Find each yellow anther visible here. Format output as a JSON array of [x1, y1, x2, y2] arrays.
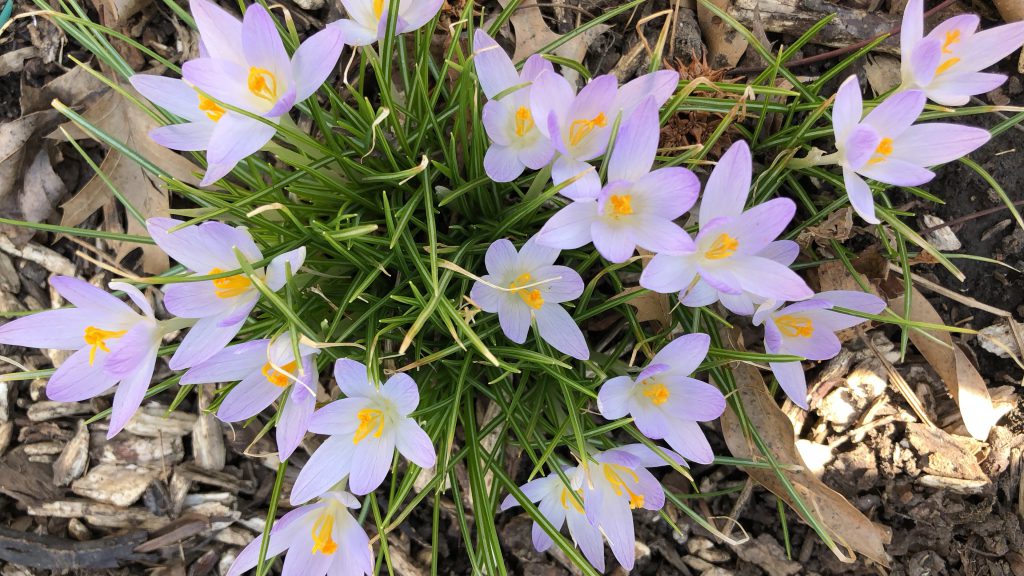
[[568, 112, 607, 147], [608, 194, 633, 217], [83, 326, 128, 366], [508, 273, 544, 310], [867, 137, 894, 165], [247, 67, 278, 102], [208, 267, 252, 299], [935, 57, 961, 76], [560, 487, 584, 513], [603, 464, 644, 509], [775, 314, 814, 338], [514, 106, 535, 137], [261, 360, 298, 387], [310, 511, 338, 555], [641, 380, 670, 406], [704, 233, 738, 260], [353, 408, 385, 444], [942, 29, 961, 54], [197, 94, 225, 122], [373, 0, 384, 19]]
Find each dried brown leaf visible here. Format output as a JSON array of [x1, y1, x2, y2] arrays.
[[721, 362, 891, 566], [891, 287, 997, 440], [696, 0, 749, 69], [0, 110, 63, 244], [495, 0, 609, 84]]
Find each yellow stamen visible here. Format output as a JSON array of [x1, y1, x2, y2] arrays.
[[353, 408, 385, 444], [261, 360, 298, 387], [942, 29, 961, 54], [608, 194, 633, 217], [208, 267, 253, 299], [197, 94, 225, 122], [568, 112, 607, 147], [310, 511, 338, 555], [640, 380, 670, 406], [247, 67, 278, 102], [514, 106, 534, 137], [560, 487, 584, 513], [83, 326, 128, 366], [603, 464, 644, 509], [704, 233, 738, 260], [508, 272, 544, 310], [373, 0, 384, 19], [867, 137, 894, 165], [935, 57, 961, 76], [775, 314, 814, 338]]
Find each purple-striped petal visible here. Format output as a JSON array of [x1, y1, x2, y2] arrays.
[[565, 508, 605, 572], [277, 381, 315, 460], [633, 167, 700, 218], [469, 280, 501, 313], [607, 97, 657, 182], [517, 236, 560, 270], [529, 70, 574, 140], [699, 140, 751, 226], [955, 20, 1024, 71], [661, 376, 724, 421], [168, 305, 250, 370], [107, 346, 158, 438], [630, 217, 693, 255], [484, 143, 526, 182], [729, 256, 813, 302], [130, 74, 207, 123], [162, 280, 225, 318], [45, 347, 115, 402], [663, 418, 714, 464], [857, 157, 935, 186], [534, 304, 588, 360], [484, 238, 517, 279], [908, 37, 941, 87], [679, 277, 718, 307], [228, 506, 314, 576], [103, 322, 159, 378], [205, 113, 276, 176], [181, 58, 252, 110], [843, 124, 882, 170], [150, 122, 215, 151], [398, 0, 441, 31], [759, 240, 800, 266], [290, 435, 354, 504], [242, 5, 291, 77], [382, 373, 418, 415], [591, 220, 635, 263], [348, 430, 396, 495], [216, 370, 282, 422], [900, 0, 924, 55], [533, 265, 584, 304], [927, 71, 1007, 106], [551, 155, 600, 200], [615, 69, 678, 113], [50, 276, 131, 316], [721, 197, 796, 257], [333, 18, 377, 47], [650, 332, 709, 376], [0, 309, 92, 350], [307, 398, 367, 435], [497, 297, 531, 344]]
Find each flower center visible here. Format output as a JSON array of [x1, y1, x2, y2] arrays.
[[608, 194, 633, 217], [508, 272, 544, 310], [261, 360, 298, 387], [867, 137, 894, 165], [373, 0, 384, 19], [704, 233, 738, 260], [514, 106, 534, 138], [247, 67, 279, 102], [197, 93, 225, 122], [640, 379, 670, 406], [775, 314, 814, 338], [310, 510, 338, 555], [353, 408, 385, 444], [560, 487, 584, 513], [83, 326, 128, 366], [208, 267, 253, 299], [568, 112, 607, 147], [602, 463, 644, 509]]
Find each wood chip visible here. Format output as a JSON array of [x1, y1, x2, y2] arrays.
[[0, 525, 148, 570], [0, 236, 75, 277], [27, 401, 93, 422], [192, 389, 225, 471], [123, 404, 196, 437], [96, 431, 185, 467], [71, 464, 159, 507], [53, 421, 90, 487]]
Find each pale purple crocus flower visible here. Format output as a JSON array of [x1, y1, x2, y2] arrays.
[[640, 141, 814, 307], [147, 217, 306, 370], [678, 240, 801, 316], [331, 0, 442, 46], [469, 237, 588, 360], [290, 360, 436, 503], [180, 332, 319, 460], [579, 444, 681, 571], [227, 488, 372, 576], [899, 0, 1024, 106], [830, 75, 990, 224], [753, 290, 886, 409], [530, 69, 679, 200], [597, 333, 725, 464], [500, 466, 605, 571], [171, 0, 344, 186], [473, 29, 556, 182], [535, 97, 699, 263], [0, 277, 163, 438]]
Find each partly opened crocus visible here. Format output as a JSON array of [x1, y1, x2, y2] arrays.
[[899, 0, 1024, 106], [0, 277, 162, 438], [332, 0, 442, 46], [147, 217, 305, 369], [180, 332, 319, 460], [829, 75, 990, 224], [753, 290, 886, 409], [530, 69, 678, 199], [474, 30, 555, 182], [227, 488, 372, 576], [641, 141, 814, 307], [500, 467, 605, 571], [171, 0, 344, 185], [597, 333, 724, 464], [470, 237, 588, 360], [535, 97, 699, 263], [291, 360, 436, 503]]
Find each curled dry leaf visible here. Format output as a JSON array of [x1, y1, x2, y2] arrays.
[[0, 110, 63, 244], [890, 287, 998, 441], [721, 361, 891, 566]]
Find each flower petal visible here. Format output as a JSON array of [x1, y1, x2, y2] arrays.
[[729, 256, 814, 302], [181, 58, 252, 110], [103, 322, 159, 378], [308, 398, 366, 435], [45, 347, 115, 402], [228, 506, 314, 576], [334, 359, 376, 399], [607, 97, 657, 182], [591, 220, 635, 263], [663, 419, 714, 464], [483, 143, 526, 182], [130, 74, 207, 122], [832, 75, 863, 142], [857, 157, 935, 186], [565, 508, 605, 572], [535, 200, 599, 250], [518, 136, 556, 170], [926, 72, 1007, 106], [770, 361, 809, 409], [517, 236, 560, 270], [680, 277, 719, 307], [699, 140, 750, 227], [533, 265, 584, 304], [484, 238, 518, 279], [168, 304, 251, 369], [277, 380, 315, 460], [469, 280, 502, 313], [472, 29, 518, 99], [633, 167, 700, 219], [290, 435, 354, 504], [597, 375, 635, 420], [396, 0, 441, 32], [564, 74, 618, 158], [180, 339, 268, 384], [650, 332, 710, 376], [216, 371, 282, 422], [614, 69, 678, 113], [162, 280, 225, 318], [723, 197, 796, 257], [242, 4, 291, 79], [534, 304, 589, 360], [629, 216, 694, 256], [529, 70, 574, 140], [843, 124, 882, 170], [332, 18, 377, 47], [907, 37, 941, 87], [0, 309, 92, 350], [956, 20, 1024, 71], [395, 417, 436, 468], [189, 0, 244, 63], [149, 122, 215, 152], [291, 26, 344, 101], [551, 155, 600, 200], [900, 0, 924, 57], [266, 247, 307, 291], [639, 252, 697, 294], [758, 240, 799, 266], [348, 430, 396, 495], [891, 122, 991, 166], [50, 275, 131, 316], [382, 373, 419, 415], [862, 89, 925, 138], [497, 297, 531, 344], [842, 166, 879, 224], [204, 113, 276, 185], [661, 376, 724, 422], [107, 346, 158, 437]]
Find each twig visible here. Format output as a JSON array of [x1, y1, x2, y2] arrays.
[[917, 199, 1024, 235]]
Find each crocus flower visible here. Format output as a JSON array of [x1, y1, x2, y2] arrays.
[[535, 97, 699, 263], [147, 217, 305, 369], [753, 290, 886, 409], [291, 360, 436, 503], [180, 332, 319, 460], [170, 0, 344, 186], [0, 277, 162, 438], [473, 30, 556, 182], [678, 240, 801, 316], [469, 237, 588, 360], [579, 444, 681, 571], [830, 75, 990, 224], [640, 141, 814, 306], [227, 488, 372, 576], [332, 0, 442, 46], [500, 467, 605, 571], [597, 333, 725, 464], [899, 0, 1024, 106], [530, 69, 679, 200]]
